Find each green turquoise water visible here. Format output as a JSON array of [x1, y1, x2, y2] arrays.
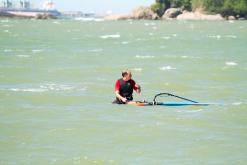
[[0, 19, 247, 164]]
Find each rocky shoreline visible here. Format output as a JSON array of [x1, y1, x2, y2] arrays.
[[104, 6, 244, 21]]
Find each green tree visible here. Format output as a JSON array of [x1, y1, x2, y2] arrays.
[[182, 0, 192, 10], [191, 0, 224, 13], [232, 0, 247, 17], [156, 0, 171, 8], [191, 0, 204, 11], [151, 2, 166, 17], [221, 0, 234, 16], [203, 0, 224, 13], [190, 0, 247, 16], [170, 0, 192, 10]]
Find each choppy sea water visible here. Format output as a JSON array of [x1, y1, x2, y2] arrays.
[[0, 18, 247, 164]]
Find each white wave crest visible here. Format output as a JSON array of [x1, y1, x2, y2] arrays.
[[10, 88, 47, 92], [208, 35, 221, 39], [225, 35, 237, 39], [75, 17, 103, 22], [186, 109, 204, 113], [4, 49, 12, 52], [135, 55, 154, 59], [121, 41, 129, 45], [88, 49, 103, 52], [7, 83, 87, 93], [100, 34, 120, 39], [32, 49, 43, 53], [232, 102, 242, 105], [132, 68, 143, 72], [40, 84, 74, 91], [159, 66, 176, 70], [161, 36, 171, 40], [225, 61, 238, 66], [53, 21, 61, 24], [16, 55, 30, 58], [1, 20, 9, 23], [144, 22, 156, 26]]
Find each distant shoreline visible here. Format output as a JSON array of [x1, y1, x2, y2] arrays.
[[1, 6, 246, 21]]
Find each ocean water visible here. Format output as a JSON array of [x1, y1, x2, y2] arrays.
[[0, 18, 247, 164]]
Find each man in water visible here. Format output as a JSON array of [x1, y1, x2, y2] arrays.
[[113, 69, 141, 104]]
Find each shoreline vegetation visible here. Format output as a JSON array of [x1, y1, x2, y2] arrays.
[[105, 0, 247, 21]]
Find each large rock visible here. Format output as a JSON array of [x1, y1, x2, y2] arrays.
[[227, 16, 236, 20], [162, 8, 182, 19], [130, 6, 158, 20], [177, 11, 224, 20]]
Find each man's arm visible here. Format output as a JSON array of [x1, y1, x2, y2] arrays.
[[115, 90, 127, 103], [131, 80, 141, 94], [135, 84, 141, 94], [115, 80, 127, 102]]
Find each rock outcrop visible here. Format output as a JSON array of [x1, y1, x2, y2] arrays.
[[162, 8, 182, 19], [176, 11, 224, 20], [104, 6, 159, 21]]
